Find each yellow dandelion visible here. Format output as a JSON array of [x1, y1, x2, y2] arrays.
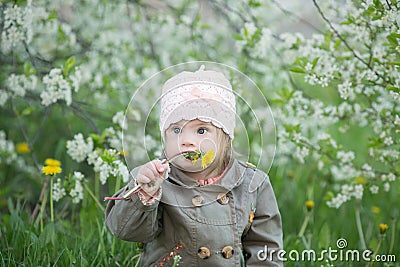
[[42, 165, 62, 176], [355, 176, 366, 185], [16, 142, 30, 154], [379, 223, 388, 234], [201, 149, 215, 169], [305, 200, 315, 211], [371, 206, 380, 215], [119, 150, 127, 156], [191, 153, 200, 165], [44, 158, 61, 167]]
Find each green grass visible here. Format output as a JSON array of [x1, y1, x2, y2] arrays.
[[1, 162, 398, 267], [0, 200, 141, 267]]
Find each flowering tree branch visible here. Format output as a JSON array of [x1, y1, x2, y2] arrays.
[[311, 0, 389, 84]]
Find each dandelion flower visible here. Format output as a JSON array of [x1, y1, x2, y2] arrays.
[[42, 158, 62, 175], [201, 149, 214, 169], [182, 149, 215, 169], [45, 158, 61, 167], [371, 206, 380, 214], [305, 200, 315, 211], [42, 165, 62, 175], [16, 142, 30, 154], [355, 176, 366, 185], [192, 153, 200, 164], [379, 223, 388, 234]]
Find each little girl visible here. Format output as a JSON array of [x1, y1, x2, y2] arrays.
[[105, 66, 283, 266]]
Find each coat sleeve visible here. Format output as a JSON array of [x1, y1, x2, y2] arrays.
[[242, 175, 283, 267], [105, 167, 163, 243]]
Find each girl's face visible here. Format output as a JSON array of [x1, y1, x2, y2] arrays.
[[164, 119, 218, 174]]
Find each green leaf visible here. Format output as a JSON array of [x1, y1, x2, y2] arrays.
[[318, 223, 331, 249], [233, 33, 244, 41], [312, 57, 320, 68], [385, 85, 399, 92], [334, 39, 342, 49], [24, 62, 32, 76], [387, 33, 399, 47], [324, 191, 334, 202], [387, 61, 400, 66], [21, 107, 33, 116], [90, 133, 104, 146], [373, 0, 383, 10], [248, 0, 262, 7], [289, 66, 306, 73], [63, 56, 76, 76]]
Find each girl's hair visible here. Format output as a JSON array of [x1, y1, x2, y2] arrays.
[[214, 127, 233, 175]]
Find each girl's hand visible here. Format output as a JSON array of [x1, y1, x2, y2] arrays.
[[136, 159, 168, 196]]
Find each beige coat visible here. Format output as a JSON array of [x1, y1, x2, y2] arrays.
[[105, 160, 283, 266]]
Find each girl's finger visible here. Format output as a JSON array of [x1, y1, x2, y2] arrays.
[[152, 159, 168, 174], [136, 174, 151, 184]]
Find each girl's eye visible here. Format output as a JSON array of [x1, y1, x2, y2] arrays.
[[197, 128, 207, 134], [173, 127, 181, 134]]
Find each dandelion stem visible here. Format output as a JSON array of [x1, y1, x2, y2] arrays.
[[355, 202, 367, 250], [297, 212, 311, 239], [31, 176, 49, 223], [389, 218, 395, 254], [84, 183, 105, 212], [367, 234, 384, 267], [50, 178, 54, 222]]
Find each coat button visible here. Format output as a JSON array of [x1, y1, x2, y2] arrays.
[[198, 246, 211, 259], [216, 193, 230, 205], [221, 246, 234, 259], [192, 195, 204, 207]]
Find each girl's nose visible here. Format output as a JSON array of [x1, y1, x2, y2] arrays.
[[180, 131, 195, 147]]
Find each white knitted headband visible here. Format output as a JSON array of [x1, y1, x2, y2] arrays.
[[160, 65, 236, 139]]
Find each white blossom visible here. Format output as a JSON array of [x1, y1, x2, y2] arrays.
[[99, 163, 112, 185], [1, 4, 33, 53], [87, 150, 100, 166], [327, 193, 348, 209], [115, 160, 130, 183], [70, 172, 84, 204], [0, 90, 9, 107], [294, 146, 309, 163], [383, 182, 390, 192], [338, 81, 353, 100], [6, 74, 37, 97], [0, 131, 17, 164], [353, 184, 363, 200], [336, 151, 355, 164], [383, 137, 393, 146], [66, 133, 94, 163], [74, 171, 84, 181], [70, 67, 82, 92], [52, 178, 66, 202], [387, 173, 396, 182], [112, 111, 126, 130], [105, 127, 122, 151], [40, 68, 72, 106], [369, 185, 379, 194], [331, 164, 359, 181]]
